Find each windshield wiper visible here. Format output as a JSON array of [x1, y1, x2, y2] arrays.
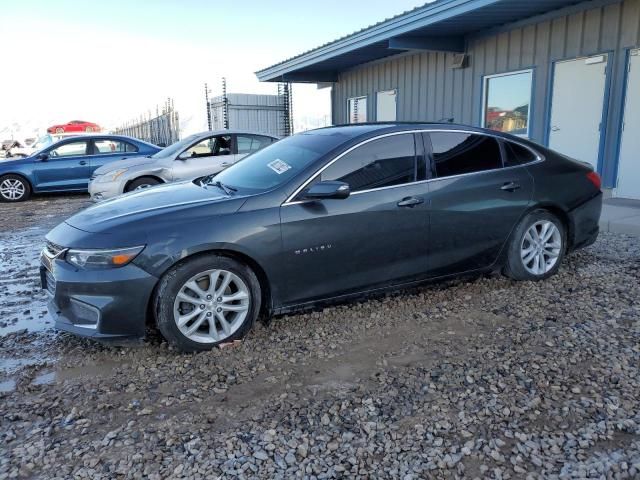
[[208, 180, 237, 195]]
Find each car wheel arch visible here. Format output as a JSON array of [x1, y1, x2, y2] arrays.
[[524, 203, 573, 250], [124, 175, 164, 191], [0, 172, 34, 191], [148, 247, 274, 322]]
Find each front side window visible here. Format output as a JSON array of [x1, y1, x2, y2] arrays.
[[348, 96, 367, 124], [183, 135, 232, 159], [320, 134, 416, 192], [376, 90, 397, 122], [94, 140, 138, 154], [49, 141, 88, 158], [430, 132, 502, 178], [483, 70, 533, 137]]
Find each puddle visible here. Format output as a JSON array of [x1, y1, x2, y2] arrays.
[[0, 379, 16, 393], [32, 371, 55, 385]]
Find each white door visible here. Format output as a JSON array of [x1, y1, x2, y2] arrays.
[[548, 54, 609, 170], [615, 49, 640, 199]]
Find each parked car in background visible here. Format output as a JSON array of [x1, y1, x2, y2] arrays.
[[0, 135, 160, 201], [43, 123, 602, 351], [88, 130, 277, 201], [47, 120, 101, 134]]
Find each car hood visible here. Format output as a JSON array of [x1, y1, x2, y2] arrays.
[[93, 155, 159, 174], [65, 180, 246, 234], [0, 156, 32, 166]]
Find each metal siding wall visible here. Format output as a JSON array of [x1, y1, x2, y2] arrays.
[[333, 0, 640, 188]]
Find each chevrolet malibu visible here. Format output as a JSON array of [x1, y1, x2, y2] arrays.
[[42, 124, 602, 352]]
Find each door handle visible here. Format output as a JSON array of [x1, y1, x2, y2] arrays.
[[501, 182, 521, 192], [551, 126, 560, 132], [397, 196, 424, 208], [79, 160, 87, 165]]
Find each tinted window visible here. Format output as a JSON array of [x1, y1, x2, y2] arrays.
[[430, 132, 501, 177], [94, 139, 138, 154], [49, 141, 88, 157], [213, 132, 345, 194], [321, 134, 416, 192], [503, 141, 537, 166]]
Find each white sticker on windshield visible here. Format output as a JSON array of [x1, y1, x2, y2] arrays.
[[267, 159, 292, 175]]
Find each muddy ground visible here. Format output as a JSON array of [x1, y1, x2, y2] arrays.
[[0, 194, 639, 479]]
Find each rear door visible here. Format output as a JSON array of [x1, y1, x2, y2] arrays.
[[279, 133, 430, 305], [425, 131, 534, 276], [34, 139, 92, 190]]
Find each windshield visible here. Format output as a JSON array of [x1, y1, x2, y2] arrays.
[[211, 132, 346, 194], [151, 135, 198, 158], [32, 135, 54, 153]]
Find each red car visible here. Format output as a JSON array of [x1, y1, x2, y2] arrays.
[[47, 120, 101, 134]]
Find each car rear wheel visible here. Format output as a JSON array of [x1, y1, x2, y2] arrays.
[[504, 210, 566, 281], [126, 177, 161, 192], [85, 126, 93, 132], [0, 175, 31, 202], [155, 255, 261, 352]]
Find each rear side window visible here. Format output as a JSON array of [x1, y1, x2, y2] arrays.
[[94, 140, 138, 154], [321, 134, 417, 192], [503, 141, 537, 166], [429, 132, 502, 177]]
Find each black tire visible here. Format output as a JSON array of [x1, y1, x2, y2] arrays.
[[154, 254, 261, 352], [503, 209, 566, 281], [126, 176, 161, 192], [0, 174, 31, 202]]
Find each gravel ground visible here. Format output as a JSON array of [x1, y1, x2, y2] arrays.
[[1, 195, 639, 479]]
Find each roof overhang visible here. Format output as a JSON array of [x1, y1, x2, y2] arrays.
[[256, 0, 617, 83]]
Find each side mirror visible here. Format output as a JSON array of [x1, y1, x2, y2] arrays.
[[177, 151, 192, 160], [37, 153, 49, 161], [303, 181, 350, 200]]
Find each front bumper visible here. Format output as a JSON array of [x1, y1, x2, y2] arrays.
[[88, 177, 125, 202], [569, 192, 603, 251], [41, 252, 158, 339]]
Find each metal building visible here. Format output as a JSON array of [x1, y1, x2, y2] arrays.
[[257, 0, 640, 199], [209, 93, 291, 138]]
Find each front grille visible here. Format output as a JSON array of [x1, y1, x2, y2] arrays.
[[45, 270, 56, 296], [45, 241, 65, 257]]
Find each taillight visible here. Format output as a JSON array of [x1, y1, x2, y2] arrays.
[[586, 171, 601, 190]]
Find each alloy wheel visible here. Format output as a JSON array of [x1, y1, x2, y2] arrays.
[[134, 184, 152, 191], [172, 269, 250, 344], [0, 179, 26, 201], [520, 220, 562, 275]]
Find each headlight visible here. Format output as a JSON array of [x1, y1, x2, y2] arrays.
[[95, 168, 129, 183], [66, 246, 145, 268]]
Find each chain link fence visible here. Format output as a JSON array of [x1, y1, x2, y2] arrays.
[[114, 99, 180, 147]]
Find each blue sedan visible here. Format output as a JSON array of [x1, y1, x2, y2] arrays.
[[0, 135, 161, 202]]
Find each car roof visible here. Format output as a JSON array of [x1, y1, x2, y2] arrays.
[[187, 130, 279, 140]]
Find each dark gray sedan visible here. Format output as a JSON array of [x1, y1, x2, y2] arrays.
[[42, 123, 602, 351]]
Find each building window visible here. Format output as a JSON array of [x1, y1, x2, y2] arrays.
[[376, 90, 397, 121], [482, 70, 533, 137], [348, 96, 367, 124]]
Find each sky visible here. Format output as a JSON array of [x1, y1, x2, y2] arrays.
[[0, 0, 427, 139]]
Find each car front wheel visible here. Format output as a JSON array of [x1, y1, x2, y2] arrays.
[[504, 210, 566, 281], [155, 255, 261, 352], [0, 175, 31, 202], [126, 177, 161, 192]]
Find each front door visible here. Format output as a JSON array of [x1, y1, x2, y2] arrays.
[[615, 49, 640, 199], [279, 133, 429, 305], [425, 131, 534, 276], [34, 139, 92, 190], [172, 135, 236, 181], [548, 54, 609, 170]]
